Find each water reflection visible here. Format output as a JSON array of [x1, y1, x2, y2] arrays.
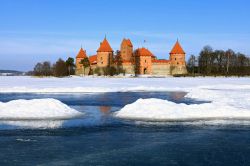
[[169, 92, 187, 100], [0, 91, 189, 107], [99, 106, 111, 114]]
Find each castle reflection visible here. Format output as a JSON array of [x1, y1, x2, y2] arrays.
[[99, 106, 111, 114]]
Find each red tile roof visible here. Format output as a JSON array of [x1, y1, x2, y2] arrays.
[[170, 40, 185, 54], [135, 47, 154, 57], [89, 55, 97, 64], [76, 48, 87, 58], [97, 38, 113, 52]]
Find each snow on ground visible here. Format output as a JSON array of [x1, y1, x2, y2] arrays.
[[0, 76, 249, 93], [1, 76, 250, 121], [0, 98, 83, 120]]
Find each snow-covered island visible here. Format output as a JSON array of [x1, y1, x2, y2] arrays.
[[0, 76, 250, 121]]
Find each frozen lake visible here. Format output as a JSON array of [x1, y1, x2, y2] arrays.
[[0, 92, 250, 165]]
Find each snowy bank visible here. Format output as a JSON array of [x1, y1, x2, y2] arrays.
[[115, 98, 250, 121], [0, 98, 83, 120]]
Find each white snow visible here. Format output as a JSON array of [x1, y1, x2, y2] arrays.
[[1, 76, 250, 122], [0, 120, 64, 129], [0, 98, 83, 120], [115, 98, 250, 121], [0, 76, 249, 93], [115, 82, 250, 121]]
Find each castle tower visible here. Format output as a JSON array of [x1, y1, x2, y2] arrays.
[[134, 47, 154, 75], [75, 47, 88, 70], [97, 37, 114, 68], [169, 40, 187, 75], [120, 39, 133, 61]]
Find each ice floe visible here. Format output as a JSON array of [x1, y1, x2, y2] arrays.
[[0, 120, 64, 129], [115, 83, 250, 121], [0, 98, 83, 120], [115, 98, 250, 121]]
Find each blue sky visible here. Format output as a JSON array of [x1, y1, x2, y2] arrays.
[[1, 0, 250, 71]]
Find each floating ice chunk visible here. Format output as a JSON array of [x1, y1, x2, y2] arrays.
[[0, 98, 83, 120], [115, 98, 250, 121], [0, 120, 64, 129]]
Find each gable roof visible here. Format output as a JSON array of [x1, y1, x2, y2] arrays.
[[135, 47, 154, 57], [76, 48, 87, 58], [170, 40, 185, 54], [97, 38, 113, 52]]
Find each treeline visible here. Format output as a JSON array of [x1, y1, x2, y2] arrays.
[[92, 66, 126, 76], [187, 46, 250, 76], [31, 58, 75, 77], [30, 56, 126, 77]]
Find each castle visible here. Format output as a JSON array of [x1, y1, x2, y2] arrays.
[[75, 38, 187, 76]]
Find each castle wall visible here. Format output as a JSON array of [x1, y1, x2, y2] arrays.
[[121, 45, 133, 61], [75, 67, 90, 76], [76, 58, 83, 69], [122, 62, 134, 74], [170, 53, 187, 75], [135, 56, 152, 75], [170, 53, 186, 66], [97, 52, 113, 67], [152, 63, 171, 75], [171, 65, 188, 75]]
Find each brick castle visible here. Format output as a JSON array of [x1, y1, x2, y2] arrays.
[[75, 37, 187, 76]]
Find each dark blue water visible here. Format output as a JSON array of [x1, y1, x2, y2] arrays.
[[0, 92, 250, 166]]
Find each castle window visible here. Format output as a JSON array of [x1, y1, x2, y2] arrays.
[[145, 60, 147, 63], [175, 58, 177, 61], [101, 57, 103, 60]]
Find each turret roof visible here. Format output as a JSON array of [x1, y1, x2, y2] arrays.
[[76, 47, 87, 58], [97, 38, 113, 52], [170, 40, 185, 54]]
